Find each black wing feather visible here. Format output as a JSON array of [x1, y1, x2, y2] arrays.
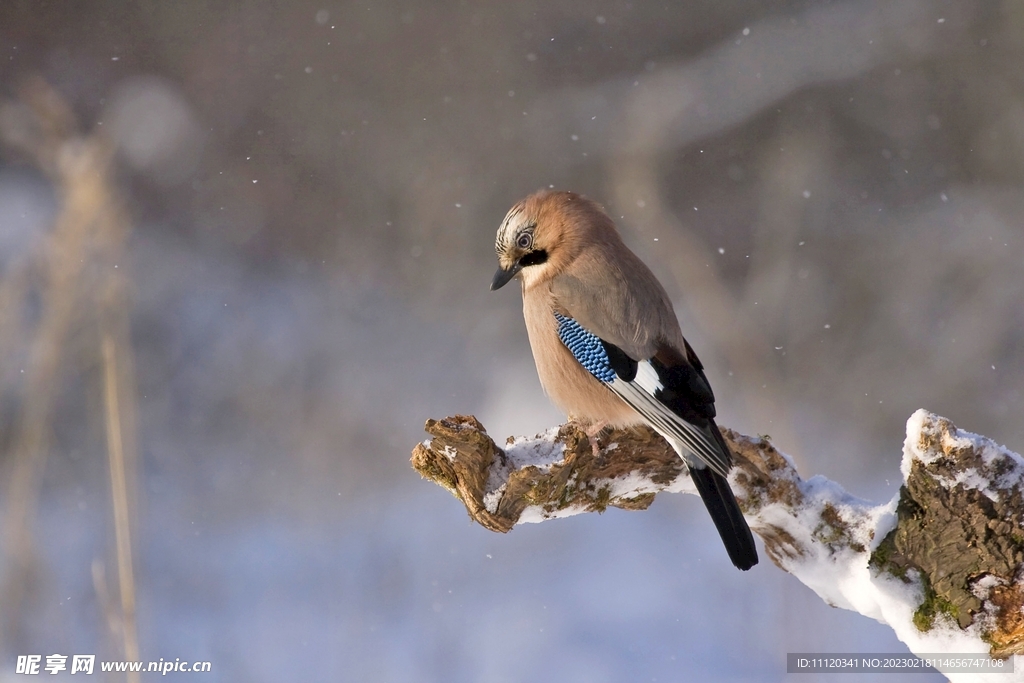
[[600, 339, 637, 381], [648, 342, 716, 422]]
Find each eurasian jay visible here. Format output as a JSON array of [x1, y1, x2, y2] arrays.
[[490, 189, 758, 571]]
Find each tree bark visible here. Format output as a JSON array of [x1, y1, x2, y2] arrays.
[[411, 411, 1024, 661]]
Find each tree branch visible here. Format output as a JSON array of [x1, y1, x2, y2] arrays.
[[411, 410, 1024, 663]]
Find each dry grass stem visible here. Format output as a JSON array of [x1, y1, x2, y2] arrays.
[[0, 79, 140, 677], [102, 333, 140, 679]]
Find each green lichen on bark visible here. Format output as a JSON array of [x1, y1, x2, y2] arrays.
[[912, 572, 960, 632]]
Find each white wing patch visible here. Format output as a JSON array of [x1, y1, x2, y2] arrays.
[[633, 360, 663, 394]]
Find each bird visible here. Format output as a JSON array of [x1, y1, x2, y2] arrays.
[[490, 189, 758, 571]]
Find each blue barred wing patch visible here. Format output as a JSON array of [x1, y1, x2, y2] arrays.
[[554, 313, 616, 383]]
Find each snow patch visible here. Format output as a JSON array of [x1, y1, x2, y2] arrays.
[[902, 408, 1024, 504], [482, 428, 567, 515], [504, 427, 566, 472]]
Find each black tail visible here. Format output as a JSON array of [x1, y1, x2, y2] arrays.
[[688, 463, 758, 570]]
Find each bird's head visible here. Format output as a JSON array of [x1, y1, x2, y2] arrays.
[[491, 190, 610, 291]]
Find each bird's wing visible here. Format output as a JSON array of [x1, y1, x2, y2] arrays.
[[548, 246, 682, 360], [554, 313, 732, 477]]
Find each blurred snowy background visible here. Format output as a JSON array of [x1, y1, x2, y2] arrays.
[[1, 0, 1022, 680]]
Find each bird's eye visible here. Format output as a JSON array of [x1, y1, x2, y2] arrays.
[[516, 233, 533, 249]]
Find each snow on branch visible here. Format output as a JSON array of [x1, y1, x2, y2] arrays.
[[411, 410, 1024, 671]]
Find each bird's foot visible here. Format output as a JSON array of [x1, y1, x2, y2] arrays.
[[569, 417, 608, 462]]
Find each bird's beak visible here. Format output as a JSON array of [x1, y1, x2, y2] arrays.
[[490, 262, 522, 291]]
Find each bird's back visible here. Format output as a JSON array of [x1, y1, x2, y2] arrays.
[[547, 235, 686, 361]]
